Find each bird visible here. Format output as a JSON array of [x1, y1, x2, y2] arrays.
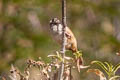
[[49, 18, 84, 67]]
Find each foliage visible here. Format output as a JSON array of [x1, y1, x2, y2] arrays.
[[87, 60, 120, 80], [0, 0, 120, 80], [3, 51, 89, 80]]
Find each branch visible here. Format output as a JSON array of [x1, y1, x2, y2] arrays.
[[59, 0, 67, 80]]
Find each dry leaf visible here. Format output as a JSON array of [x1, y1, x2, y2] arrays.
[[87, 69, 107, 80]]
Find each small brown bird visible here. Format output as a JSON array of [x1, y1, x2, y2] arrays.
[[49, 18, 84, 66]]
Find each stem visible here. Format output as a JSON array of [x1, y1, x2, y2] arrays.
[[70, 66, 72, 80], [58, 0, 67, 80]]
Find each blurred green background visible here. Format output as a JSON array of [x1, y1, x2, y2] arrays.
[[0, 0, 120, 79]]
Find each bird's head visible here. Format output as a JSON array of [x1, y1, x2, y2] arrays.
[[49, 18, 61, 25], [49, 18, 62, 34]]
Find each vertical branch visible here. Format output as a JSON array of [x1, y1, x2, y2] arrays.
[[70, 66, 72, 80], [59, 0, 67, 80]]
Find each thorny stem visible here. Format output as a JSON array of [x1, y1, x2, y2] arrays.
[[59, 0, 67, 80]]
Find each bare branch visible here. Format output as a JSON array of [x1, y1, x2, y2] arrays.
[[59, 0, 67, 80]]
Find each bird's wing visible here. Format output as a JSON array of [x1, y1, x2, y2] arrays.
[[65, 27, 73, 39]]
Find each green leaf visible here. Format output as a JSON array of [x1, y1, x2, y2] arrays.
[[47, 51, 63, 61], [109, 63, 113, 73], [74, 50, 82, 58], [113, 63, 120, 74], [87, 69, 107, 80], [109, 76, 120, 80], [91, 61, 109, 75], [104, 62, 111, 72]]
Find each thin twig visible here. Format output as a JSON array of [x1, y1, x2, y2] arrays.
[[70, 66, 72, 80], [59, 0, 67, 80]]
